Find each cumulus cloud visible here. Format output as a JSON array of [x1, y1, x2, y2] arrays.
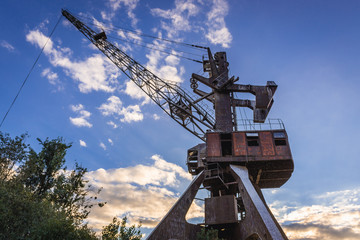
[[107, 120, 119, 129], [100, 142, 107, 150], [79, 140, 87, 147], [98, 96, 143, 123], [0, 40, 15, 51], [108, 138, 113, 145], [85, 154, 197, 230], [205, 0, 232, 48], [84, 157, 360, 238], [151, 0, 199, 38], [107, 0, 139, 27], [150, 0, 232, 48], [26, 29, 120, 93], [145, 49, 184, 84], [41, 68, 63, 90], [153, 114, 160, 120], [269, 188, 360, 239], [124, 81, 151, 105], [69, 104, 93, 128]]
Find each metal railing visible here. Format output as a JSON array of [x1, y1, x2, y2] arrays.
[[236, 118, 285, 131]]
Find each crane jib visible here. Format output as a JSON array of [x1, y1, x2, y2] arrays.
[[61, 9, 215, 141]]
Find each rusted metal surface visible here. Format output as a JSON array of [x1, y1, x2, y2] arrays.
[[247, 144, 262, 156], [203, 130, 293, 188], [206, 132, 221, 157], [260, 131, 275, 156], [205, 195, 238, 225], [230, 165, 288, 240], [146, 171, 204, 240], [233, 132, 247, 156]]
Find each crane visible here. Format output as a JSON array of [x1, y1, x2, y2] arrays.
[[62, 9, 292, 240]]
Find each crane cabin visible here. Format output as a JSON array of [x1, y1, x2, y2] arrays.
[[187, 122, 293, 189]]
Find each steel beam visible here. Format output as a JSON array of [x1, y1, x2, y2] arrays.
[[147, 171, 205, 240], [230, 165, 288, 240]]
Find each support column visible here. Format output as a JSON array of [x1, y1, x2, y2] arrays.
[[147, 171, 205, 240], [229, 165, 288, 240]]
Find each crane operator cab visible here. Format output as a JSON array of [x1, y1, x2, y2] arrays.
[[187, 120, 293, 189]]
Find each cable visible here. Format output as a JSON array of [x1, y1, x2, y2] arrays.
[[107, 36, 202, 63], [108, 34, 203, 58], [74, 13, 208, 50], [0, 14, 63, 129]]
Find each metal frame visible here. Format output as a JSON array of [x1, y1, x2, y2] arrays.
[[62, 10, 291, 240]]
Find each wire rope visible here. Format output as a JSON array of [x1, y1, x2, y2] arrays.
[[71, 12, 208, 50], [107, 35, 202, 63], [0, 15, 63, 129], [108, 34, 203, 58]]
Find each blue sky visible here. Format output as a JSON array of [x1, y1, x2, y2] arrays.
[[1, 0, 360, 239]]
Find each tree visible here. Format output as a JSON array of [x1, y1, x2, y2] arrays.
[[18, 137, 104, 222], [102, 216, 142, 240], [0, 182, 97, 240], [196, 228, 224, 240], [0, 132, 27, 181], [0, 132, 102, 239]]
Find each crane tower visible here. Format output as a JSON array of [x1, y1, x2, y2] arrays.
[[62, 9, 294, 240]]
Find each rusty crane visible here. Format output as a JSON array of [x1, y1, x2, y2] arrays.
[[62, 9, 293, 240]]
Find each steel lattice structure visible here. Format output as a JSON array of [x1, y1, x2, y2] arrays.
[[62, 10, 215, 141]]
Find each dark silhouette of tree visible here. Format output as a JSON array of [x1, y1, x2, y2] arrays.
[[0, 132, 103, 239], [102, 216, 142, 240]]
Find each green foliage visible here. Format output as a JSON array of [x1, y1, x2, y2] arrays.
[[0, 132, 28, 181], [196, 228, 224, 240], [0, 132, 102, 239], [102, 216, 142, 240]]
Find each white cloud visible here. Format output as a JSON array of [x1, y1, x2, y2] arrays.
[[100, 142, 107, 150], [151, 154, 191, 180], [98, 96, 122, 116], [124, 81, 151, 105], [150, 0, 232, 48], [108, 138, 113, 145], [41, 68, 58, 81], [143, 44, 185, 88], [120, 105, 143, 123], [26, 30, 120, 93], [205, 0, 232, 48], [98, 96, 143, 123], [153, 114, 160, 120], [0, 40, 15, 51], [151, 0, 200, 38], [79, 140, 87, 147], [108, 0, 139, 27], [107, 120, 119, 128], [86, 154, 197, 230], [41, 68, 63, 90], [69, 104, 93, 128], [269, 188, 360, 239]]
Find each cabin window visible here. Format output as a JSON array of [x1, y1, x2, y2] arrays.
[[273, 132, 287, 146], [220, 133, 232, 156], [246, 133, 259, 146]]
